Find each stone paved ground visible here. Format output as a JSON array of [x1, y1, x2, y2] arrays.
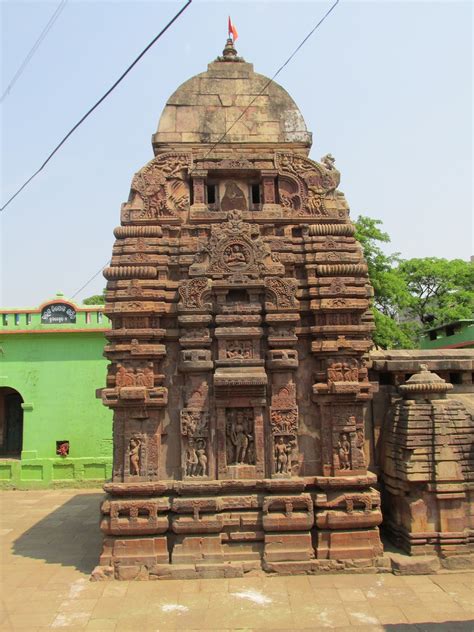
[[0, 490, 473, 631]]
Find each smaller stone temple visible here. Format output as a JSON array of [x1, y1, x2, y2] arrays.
[[381, 365, 474, 566]]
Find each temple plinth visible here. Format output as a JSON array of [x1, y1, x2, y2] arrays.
[[93, 40, 383, 580]]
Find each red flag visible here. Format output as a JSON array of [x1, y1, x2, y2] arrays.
[[228, 16, 238, 42]]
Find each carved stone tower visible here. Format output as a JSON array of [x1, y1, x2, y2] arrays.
[[94, 40, 383, 580]]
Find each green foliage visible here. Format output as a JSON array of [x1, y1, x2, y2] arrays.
[[354, 216, 409, 317], [354, 216, 473, 349], [398, 257, 474, 326], [354, 216, 412, 349], [372, 309, 419, 349], [82, 291, 106, 305]]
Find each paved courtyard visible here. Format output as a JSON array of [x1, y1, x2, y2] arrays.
[[0, 490, 473, 631]]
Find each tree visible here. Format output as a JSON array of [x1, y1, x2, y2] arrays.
[[354, 216, 416, 348], [398, 258, 474, 326], [354, 216, 474, 348], [83, 290, 106, 305]]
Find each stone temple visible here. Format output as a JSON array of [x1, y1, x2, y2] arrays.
[[93, 40, 473, 580]]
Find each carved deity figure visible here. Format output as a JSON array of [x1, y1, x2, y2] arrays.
[[129, 438, 141, 475], [226, 340, 252, 359], [223, 243, 247, 268], [274, 437, 290, 474], [338, 434, 351, 470], [356, 428, 366, 465], [327, 362, 343, 383], [186, 439, 199, 476], [229, 411, 251, 464], [359, 359, 368, 382], [221, 181, 247, 213], [195, 440, 208, 477]]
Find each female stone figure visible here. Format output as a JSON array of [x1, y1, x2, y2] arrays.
[[230, 411, 250, 464], [338, 434, 351, 470], [274, 437, 289, 474], [129, 438, 141, 476], [196, 440, 208, 476], [186, 439, 198, 476]]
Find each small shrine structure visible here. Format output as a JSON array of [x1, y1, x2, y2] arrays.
[[94, 38, 386, 579]]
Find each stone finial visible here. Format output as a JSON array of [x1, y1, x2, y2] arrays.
[[217, 38, 243, 62], [399, 364, 453, 397]]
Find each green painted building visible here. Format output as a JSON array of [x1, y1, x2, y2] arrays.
[[421, 319, 474, 350], [0, 294, 112, 488]]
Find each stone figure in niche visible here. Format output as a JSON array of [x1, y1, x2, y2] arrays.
[[328, 359, 358, 383], [356, 429, 366, 465], [116, 363, 153, 388], [342, 362, 356, 381], [221, 181, 247, 213], [338, 434, 351, 470], [129, 438, 141, 475], [227, 410, 254, 465], [231, 412, 249, 464], [116, 364, 135, 387], [185, 439, 198, 476], [135, 365, 154, 388], [223, 243, 248, 268], [274, 437, 290, 474], [226, 340, 252, 359], [359, 359, 368, 382], [195, 439, 208, 476], [327, 362, 343, 383]]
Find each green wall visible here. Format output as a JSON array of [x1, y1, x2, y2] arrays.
[[0, 329, 112, 488]]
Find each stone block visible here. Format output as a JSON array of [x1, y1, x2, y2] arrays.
[[390, 554, 441, 575], [315, 529, 383, 560], [440, 554, 474, 570], [115, 564, 149, 581], [172, 535, 224, 564], [264, 532, 314, 562]]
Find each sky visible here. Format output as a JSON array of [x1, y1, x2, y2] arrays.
[[1, 0, 472, 307]]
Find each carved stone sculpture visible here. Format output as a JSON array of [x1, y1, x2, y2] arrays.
[[129, 438, 141, 476]]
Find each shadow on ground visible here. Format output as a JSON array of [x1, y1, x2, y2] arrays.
[[12, 492, 104, 573]]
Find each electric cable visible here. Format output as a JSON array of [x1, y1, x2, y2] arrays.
[[71, 260, 110, 299], [1, 0, 69, 104], [1, 0, 193, 213], [67, 0, 339, 300]]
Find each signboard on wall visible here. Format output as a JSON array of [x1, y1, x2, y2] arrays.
[[41, 303, 76, 324]]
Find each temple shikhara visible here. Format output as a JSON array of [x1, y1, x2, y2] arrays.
[[93, 39, 474, 580]]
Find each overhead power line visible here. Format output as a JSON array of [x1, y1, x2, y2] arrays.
[[1, 0, 193, 213], [69, 0, 340, 302], [71, 260, 110, 299], [1, 0, 69, 104]]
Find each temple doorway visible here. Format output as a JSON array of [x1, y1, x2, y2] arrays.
[[0, 387, 23, 457]]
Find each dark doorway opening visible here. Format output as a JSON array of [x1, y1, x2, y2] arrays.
[[0, 387, 24, 458]]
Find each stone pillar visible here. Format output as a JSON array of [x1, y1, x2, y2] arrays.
[[261, 170, 279, 213], [190, 170, 207, 212]]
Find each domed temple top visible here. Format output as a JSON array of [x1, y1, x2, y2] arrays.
[[153, 40, 312, 153]]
